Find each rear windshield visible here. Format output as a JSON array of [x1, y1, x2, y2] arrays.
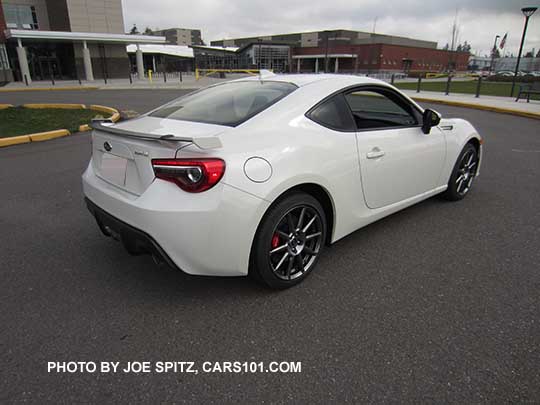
[[149, 80, 297, 126]]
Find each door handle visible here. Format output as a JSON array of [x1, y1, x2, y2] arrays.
[[366, 148, 385, 159]]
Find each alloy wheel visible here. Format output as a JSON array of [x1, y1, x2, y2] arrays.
[[268, 205, 323, 280], [455, 149, 478, 196]]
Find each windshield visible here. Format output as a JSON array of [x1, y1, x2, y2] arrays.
[[149, 80, 297, 126]]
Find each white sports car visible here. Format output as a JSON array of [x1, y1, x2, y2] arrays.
[[83, 73, 483, 288]]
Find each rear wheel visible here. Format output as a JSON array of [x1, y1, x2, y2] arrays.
[[251, 193, 326, 289], [443, 143, 478, 201]]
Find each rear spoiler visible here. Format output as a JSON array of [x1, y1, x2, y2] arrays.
[[89, 119, 222, 150]]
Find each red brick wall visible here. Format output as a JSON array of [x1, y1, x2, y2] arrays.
[[379, 44, 469, 72], [293, 43, 470, 72], [0, 0, 6, 42]]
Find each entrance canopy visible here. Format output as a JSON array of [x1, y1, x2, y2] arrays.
[[4, 29, 166, 83], [4, 29, 165, 44], [292, 54, 357, 73], [292, 54, 356, 59]]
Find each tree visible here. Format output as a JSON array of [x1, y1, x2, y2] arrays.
[[129, 24, 139, 35], [536, 49, 540, 58], [524, 51, 533, 58], [143, 27, 153, 35]]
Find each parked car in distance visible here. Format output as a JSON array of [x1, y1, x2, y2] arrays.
[[83, 73, 483, 288]]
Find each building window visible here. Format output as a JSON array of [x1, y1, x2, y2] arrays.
[[0, 44, 10, 70], [3, 4, 39, 30]]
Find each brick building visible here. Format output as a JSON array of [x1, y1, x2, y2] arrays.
[[212, 29, 470, 74], [152, 28, 204, 46]]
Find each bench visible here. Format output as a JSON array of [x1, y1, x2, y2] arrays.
[[515, 81, 540, 102]]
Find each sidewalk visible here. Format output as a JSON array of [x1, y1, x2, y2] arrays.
[[2, 76, 538, 119], [401, 89, 540, 119]]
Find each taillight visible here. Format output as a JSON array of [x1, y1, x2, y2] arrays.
[[151, 158, 225, 193]]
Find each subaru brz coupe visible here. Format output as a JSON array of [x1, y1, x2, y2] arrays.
[[83, 73, 482, 288]]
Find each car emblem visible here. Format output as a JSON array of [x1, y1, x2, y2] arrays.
[[103, 141, 112, 152]]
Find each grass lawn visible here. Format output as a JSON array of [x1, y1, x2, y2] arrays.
[[394, 80, 539, 100], [0, 107, 103, 138]]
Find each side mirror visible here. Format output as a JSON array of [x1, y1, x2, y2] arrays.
[[421, 109, 441, 134]]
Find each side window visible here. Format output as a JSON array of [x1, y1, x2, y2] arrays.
[[344, 89, 418, 130], [307, 94, 355, 131]]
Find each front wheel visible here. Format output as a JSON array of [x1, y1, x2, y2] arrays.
[[250, 193, 327, 289], [442, 143, 479, 201]]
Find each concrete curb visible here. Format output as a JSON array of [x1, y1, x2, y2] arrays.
[[411, 96, 540, 120], [0, 86, 99, 92], [0, 129, 71, 147], [23, 103, 86, 109], [0, 135, 31, 147], [89, 104, 121, 122], [0, 103, 120, 148], [29, 129, 71, 142]]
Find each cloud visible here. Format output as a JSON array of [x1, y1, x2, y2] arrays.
[[122, 0, 540, 56]]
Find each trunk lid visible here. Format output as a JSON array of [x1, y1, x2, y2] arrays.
[[91, 117, 227, 195]]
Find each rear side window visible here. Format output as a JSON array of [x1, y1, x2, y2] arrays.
[[149, 81, 297, 127], [307, 94, 355, 131]]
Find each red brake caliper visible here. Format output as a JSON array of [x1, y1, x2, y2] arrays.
[[271, 233, 280, 249]]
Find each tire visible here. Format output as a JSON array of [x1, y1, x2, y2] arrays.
[[250, 192, 327, 289], [442, 143, 479, 201]]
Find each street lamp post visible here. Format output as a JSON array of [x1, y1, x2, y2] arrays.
[[489, 35, 500, 73], [510, 6, 537, 97]]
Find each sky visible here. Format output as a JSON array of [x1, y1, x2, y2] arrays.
[[122, 0, 540, 57]]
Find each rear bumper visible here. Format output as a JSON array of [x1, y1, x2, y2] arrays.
[[85, 198, 179, 271], [82, 161, 269, 276]]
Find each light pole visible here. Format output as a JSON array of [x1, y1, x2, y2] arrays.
[[510, 6, 537, 97], [489, 35, 500, 73]]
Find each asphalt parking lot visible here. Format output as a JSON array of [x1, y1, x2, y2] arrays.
[[1, 89, 539, 403]]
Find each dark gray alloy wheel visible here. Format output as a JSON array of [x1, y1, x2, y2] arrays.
[[251, 193, 326, 289], [443, 143, 479, 201]]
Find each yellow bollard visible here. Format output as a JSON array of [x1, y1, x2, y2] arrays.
[[195, 68, 199, 80], [148, 69, 153, 83]]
